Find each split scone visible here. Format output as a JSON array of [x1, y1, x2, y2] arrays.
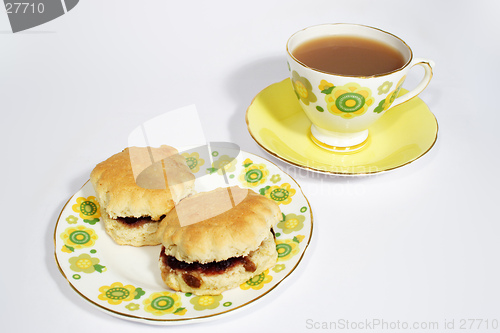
[[90, 146, 195, 246], [156, 186, 281, 295]]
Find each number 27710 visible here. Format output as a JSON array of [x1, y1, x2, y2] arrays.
[[5, 2, 45, 14]]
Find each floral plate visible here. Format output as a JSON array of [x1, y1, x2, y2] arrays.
[[54, 148, 313, 325]]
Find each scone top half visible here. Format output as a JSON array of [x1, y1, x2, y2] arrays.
[[90, 146, 195, 221], [156, 186, 281, 263]]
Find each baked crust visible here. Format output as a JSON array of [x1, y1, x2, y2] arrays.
[[90, 146, 195, 221], [156, 186, 281, 263], [158, 231, 277, 295]]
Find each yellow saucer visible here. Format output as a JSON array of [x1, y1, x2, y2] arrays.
[[245, 79, 438, 175]]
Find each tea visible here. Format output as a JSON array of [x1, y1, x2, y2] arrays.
[[292, 35, 406, 76]]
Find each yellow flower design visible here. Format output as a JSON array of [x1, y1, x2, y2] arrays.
[[68, 253, 100, 273], [277, 213, 305, 234], [377, 81, 393, 95], [276, 239, 301, 261], [389, 75, 406, 104], [190, 295, 223, 311], [264, 183, 296, 205], [65, 215, 78, 224], [61, 245, 73, 253], [318, 79, 334, 92], [242, 158, 253, 166], [240, 270, 273, 291], [238, 163, 269, 187], [125, 303, 140, 311], [295, 235, 306, 243], [292, 71, 317, 105], [272, 264, 286, 273], [72, 196, 101, 220], [98, 282, 136, 305], [270, 174, 281, 183], [325, 82, 374, 119], [374, 76, 406, 113], [182, 152, 205, 173], [60, 225, 98, 249], [143, 291, 182, 316], [210, 155, 237, 175]]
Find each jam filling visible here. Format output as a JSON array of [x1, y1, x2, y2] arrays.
[[116, 215, 164, 227], [160, 247, 256, 276]]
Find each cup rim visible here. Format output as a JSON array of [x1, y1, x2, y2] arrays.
[[286, 23, 414, 78]]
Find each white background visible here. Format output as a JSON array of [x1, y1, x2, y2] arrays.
[[1, 0, 499, 332]]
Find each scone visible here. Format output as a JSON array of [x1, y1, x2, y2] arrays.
[[156, 186, 281, 295], [90, 146, 195, 246]]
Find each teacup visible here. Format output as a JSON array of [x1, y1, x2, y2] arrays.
[[286, 23, 435, 151]]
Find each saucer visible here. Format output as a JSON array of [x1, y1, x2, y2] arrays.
[[245, 79, 438, 175]]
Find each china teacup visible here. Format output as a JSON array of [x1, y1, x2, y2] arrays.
[[286, 23, 435, 151]]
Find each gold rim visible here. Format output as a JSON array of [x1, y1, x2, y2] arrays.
[[53, 154, 314, 324], [244, 79, 439, 176], [286, 23, 413, 79]]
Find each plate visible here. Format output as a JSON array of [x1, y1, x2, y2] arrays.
[[54, 148, 313, 325], [245, 79, 438, 175]]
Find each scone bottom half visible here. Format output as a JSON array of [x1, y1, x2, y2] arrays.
[[156, 186, 282, 295], [158, 229, 278, 295]]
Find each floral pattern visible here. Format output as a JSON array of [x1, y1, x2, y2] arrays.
[[240, 270, 273, 291], [374, 76, 405, 113], [143, 292, 183, 316], [238, 163, 269, 187], [182, 152, 205, 173], [276, 238, 301, 261], [377, 81, 393, 95], [324, 82, 374, 119], [277, 213, 305, 234], [190, 295, 223, 311], [270, 174, 281, 183], [55, 149, 312, 322], [208, 155, 237, 175], [66, 215, 78, 224], [292, 71, 317, 105], [68, 253, 105, 273], [72, 196, 100, 223], [98, 282, 136, 305], [125, 303, 140, 311], [272, 264, 286, 273], [60, 225, 98, 250], [263, 183, 296, 205], [318, 80, 335, 94]]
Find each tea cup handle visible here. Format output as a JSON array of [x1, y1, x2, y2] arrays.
[[390, 58, 435, 108]]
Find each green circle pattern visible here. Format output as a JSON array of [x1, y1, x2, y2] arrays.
[[300, 206, 307, 213], [276, 243, 292, 258], [223, 302, 232, 307], [80, 201, 97, 216], [186, 157, 197, 170], [151, 296, 175, 310], [244, 169, 263, 183], [335, 92, 365, 113], [69, 230, 91, 244], [270, 188, 289, 201], [105, 287, 130, 300], [246, 272, 265, 286]]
